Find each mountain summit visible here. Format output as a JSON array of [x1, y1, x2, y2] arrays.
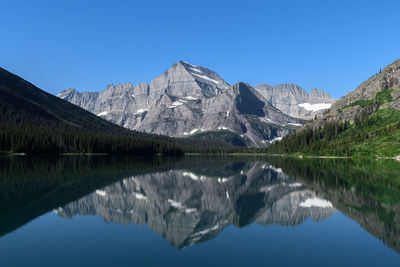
[[58, 61, 322, 146]]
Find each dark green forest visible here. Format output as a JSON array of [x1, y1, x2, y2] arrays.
[[0, 101, 185, 155], [266, 108, 400, 156]]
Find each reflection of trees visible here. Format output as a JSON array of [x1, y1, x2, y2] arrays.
[[266, 156, 400, 253]]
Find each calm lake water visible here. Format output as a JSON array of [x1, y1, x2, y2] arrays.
[[0, 156, 399, 266]]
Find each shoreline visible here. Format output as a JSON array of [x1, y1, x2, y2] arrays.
[[1, 151, 399, 161]]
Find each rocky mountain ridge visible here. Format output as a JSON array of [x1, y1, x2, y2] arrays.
[[58, 61, 333, 146], [310, 58, 400, 128], [255, 84, 336, 119]]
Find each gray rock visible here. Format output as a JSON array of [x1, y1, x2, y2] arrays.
[[58, 61, 310, 146], [254, 84, 336, 119], [308, 58, 400, 128]]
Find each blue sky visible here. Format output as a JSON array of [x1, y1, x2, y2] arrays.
[[1, 0, 399, 98]]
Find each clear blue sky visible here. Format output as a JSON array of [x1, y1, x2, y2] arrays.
[[1, 0, 399, 98]]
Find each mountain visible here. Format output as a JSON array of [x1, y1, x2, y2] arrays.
[[54, 161, 335, 248], [254, 84, 336, 119], [267, 58, 400, 156], [59, 61, 305, 146], [317, 58, 400, 125], [0, 67, 184, 155]]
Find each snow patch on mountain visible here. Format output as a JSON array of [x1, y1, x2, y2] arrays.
[[190, 67, 202, 73], [191, 224, 219, 237], [182, 61, 197, 67], [183, 129, 200, 135], [97, 111, 108, 116], [134, 108, 148, 115], [217, 178, 229, 183], [184, 96, 198, 100], [191, 73, 220, 84], [299, 197, 333, 208], [269, 136, 282, 143], [288, 182, 302, 187], [168, 199, 197, 214], [298, 103, 331, 111], [133, 192, 147, 201], [168, 99, 187, 109], [96, 190, 107, 196], [182, 171, 199, 180]]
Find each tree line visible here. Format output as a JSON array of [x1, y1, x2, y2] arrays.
[[266, 108, 400, 156]]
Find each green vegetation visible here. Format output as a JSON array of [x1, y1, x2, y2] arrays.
[[268, 85, 400, 156], [342, 87, 395, 110], [344, 99, 374, 108], [270, 157, 400, 205], [0, 105, 185, 155], [267, 108, 400, 156], [376, 88, 394, 104]]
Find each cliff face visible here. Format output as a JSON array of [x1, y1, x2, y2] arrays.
[[58, 61, 309, 146], [311, 58, 400, 127], [255, 84, 336, 119], [55, 162, 335, 248]]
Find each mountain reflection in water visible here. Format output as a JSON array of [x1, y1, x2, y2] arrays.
[[54, 162, 335, 248], [0, 156, 399, 255]]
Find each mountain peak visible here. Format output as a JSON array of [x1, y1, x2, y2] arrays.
[[57, 61, 309, 146], [309, 88, 334, 99], [152, 60, 230, 98], [179, 60, 196, 67], [57, 88, 77, 97]]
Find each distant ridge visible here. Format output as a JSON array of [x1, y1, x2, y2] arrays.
[[255, 84, 336, 119]]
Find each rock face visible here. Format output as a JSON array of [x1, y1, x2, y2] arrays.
[[254, 84, 336, 119], [308, 58, 400, 128], [55, 162, 335, 248], [58, 61, 306, 146]]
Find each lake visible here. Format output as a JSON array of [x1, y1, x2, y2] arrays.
[[0, 156, 399, 266]]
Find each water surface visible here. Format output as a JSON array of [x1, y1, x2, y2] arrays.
[[0, 156, 399, 266]]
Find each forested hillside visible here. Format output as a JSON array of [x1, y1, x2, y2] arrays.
[[267, 59, 400, 157], [0, 67, 185, 155]]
